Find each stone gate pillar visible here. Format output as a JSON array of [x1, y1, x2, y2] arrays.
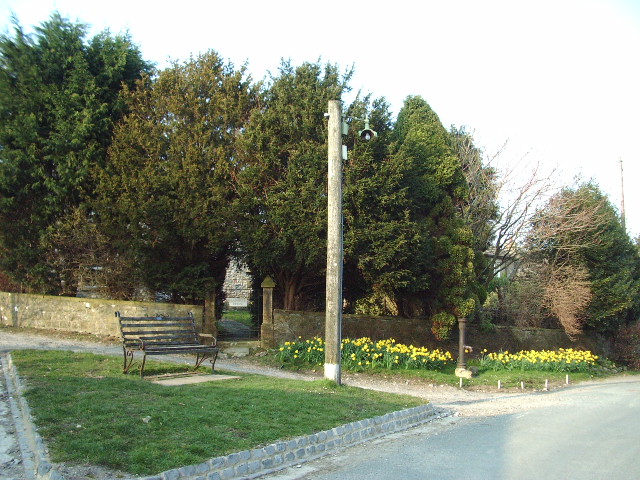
[[203, 289, 218, 337], [260, 276, 276, 348]]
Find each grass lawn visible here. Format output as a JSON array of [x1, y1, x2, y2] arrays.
[[220, 309, 254, 327], [10, 350, 425, 476]]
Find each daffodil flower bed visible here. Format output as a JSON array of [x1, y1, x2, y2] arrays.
[[277, 338, 609, 375], [478, 348, 602, 373], [277, 336, 454, 371]]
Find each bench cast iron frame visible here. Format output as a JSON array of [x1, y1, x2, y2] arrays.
[[116, 311, 219, 377]]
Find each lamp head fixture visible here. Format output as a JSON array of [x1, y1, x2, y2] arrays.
[[358, 117, 377, 141]]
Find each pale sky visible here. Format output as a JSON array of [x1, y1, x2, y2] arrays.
[[1, 0, 639, 238]]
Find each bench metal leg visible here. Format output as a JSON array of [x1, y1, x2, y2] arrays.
[[139, 353, 147, 377], [209, 351, 219, 373], [123, 347, 135, 374], [194, 353, 207, 371], [195, 351, 219, 373]]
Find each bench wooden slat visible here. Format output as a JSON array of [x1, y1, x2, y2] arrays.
[[120, 321, 194, 327], [138, 335, 200, 345], [122, 329, 197, 335], [144, 346, 213, 352]]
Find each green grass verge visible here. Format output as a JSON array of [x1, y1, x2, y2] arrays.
[[221, 310, 254, 327], [11, 350, 425, 476], [390, 364, 600, 389]]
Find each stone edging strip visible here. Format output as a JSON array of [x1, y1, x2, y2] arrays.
[[3, 352, 436, 480], [1, 352, 63, 480], [138, 403, 436, 480]]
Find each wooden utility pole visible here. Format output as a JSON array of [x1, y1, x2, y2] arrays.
[[619, 158, 626, 231], [324, 99, 343, 384]]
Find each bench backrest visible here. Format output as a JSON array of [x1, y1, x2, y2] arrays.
[[116, 312, 200, 348]]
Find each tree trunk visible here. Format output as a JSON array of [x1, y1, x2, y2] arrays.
[[283, 278, 299, 311]]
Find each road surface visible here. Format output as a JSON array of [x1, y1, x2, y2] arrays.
[[264, 376, 640, 480]]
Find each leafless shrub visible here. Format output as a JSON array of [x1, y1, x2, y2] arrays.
[[497, 262, 592, 338], [501, 270, 546, 328], [541, 264, 592, 339]]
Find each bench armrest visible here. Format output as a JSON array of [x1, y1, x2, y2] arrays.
[[123, 337, 144, 350], [198, 333, 217, 346]]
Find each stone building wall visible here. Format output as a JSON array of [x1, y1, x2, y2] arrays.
[[223, 261, 252, 307]]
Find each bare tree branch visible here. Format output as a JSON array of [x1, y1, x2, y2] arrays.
[[453, 128, 558, 285], [525, 187, 611, 265]]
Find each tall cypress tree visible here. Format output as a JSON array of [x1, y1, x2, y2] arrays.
[[363, 96, 476, 337], [97, 51, 256, 304], [0, 13, 150, 292], [234, 60, 352, 310]]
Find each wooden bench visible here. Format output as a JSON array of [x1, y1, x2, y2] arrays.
[[116, 312, 219, 377]]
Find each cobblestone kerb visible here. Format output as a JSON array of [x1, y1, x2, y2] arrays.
[[139, 403, 435, 480], [2, 353, 63, 480]]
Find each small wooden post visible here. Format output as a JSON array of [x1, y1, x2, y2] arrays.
[[260, 276, 276, 348], [457, 317, 467, 370]]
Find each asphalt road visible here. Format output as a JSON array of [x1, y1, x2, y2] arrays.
[[265, 376, 640, 480]]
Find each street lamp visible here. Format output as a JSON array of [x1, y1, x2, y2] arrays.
[[358, 117, 377, 141]]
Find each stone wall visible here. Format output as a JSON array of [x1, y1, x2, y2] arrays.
[[0, 292, 202, 337], [0, 292, 605, 355], [270, 310, 432, 346], [269, 309, 602, 354]]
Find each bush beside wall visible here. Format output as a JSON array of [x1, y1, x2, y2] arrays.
[[614, 322, 640, 369]]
